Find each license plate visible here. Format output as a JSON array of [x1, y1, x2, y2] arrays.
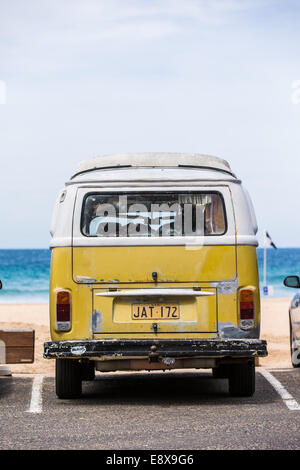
[[132, 303, 180, 320]]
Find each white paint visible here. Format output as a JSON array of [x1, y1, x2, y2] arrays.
[[71, 345, 87, 355], [259, 368, 300, 411], [0, 340, 6, 364], [211, 278, 239, 295], [27, 375, 44, 414], [74, 153, 234, 177], [0, 365, 11, 376], [0, 341, 11, 375], [76, 275, 98, 283], [50, 160, 258, 249], [96, 288, 214, 297]]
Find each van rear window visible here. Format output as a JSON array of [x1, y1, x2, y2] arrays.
[[81, 192, 226, 237]]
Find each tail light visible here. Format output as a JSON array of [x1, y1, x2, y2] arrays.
[[56, 290, 71, 331], [239, 288, 255, 330]]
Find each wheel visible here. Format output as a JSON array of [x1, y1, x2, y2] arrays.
[[290, 317, 300, 368], [212, 365, 228, 379], [56, 359, 82, 399], [81, 360, 95, 381], [228, 360, 255, 397]]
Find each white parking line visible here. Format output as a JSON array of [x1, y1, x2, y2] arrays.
[[258, 368, 300, 411], [26, 375, 44, 414]]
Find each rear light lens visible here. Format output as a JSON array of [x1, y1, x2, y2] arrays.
[[56, 290, 71, 331], [239, 288, 255, 330]]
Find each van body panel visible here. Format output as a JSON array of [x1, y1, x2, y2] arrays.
[[72, 245, 237, 284], [50, 245, 259, 342], [92, 287, 217, 336], [237, 244, 260, 332], [50, 247, 221, 341], [50, 247, 93, 342], [217, 245, 260, 339]]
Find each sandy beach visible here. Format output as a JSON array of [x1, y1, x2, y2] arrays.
[[0, 298, 293, 375]]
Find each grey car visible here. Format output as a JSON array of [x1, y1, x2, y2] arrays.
[[283, 276, 300, 368]]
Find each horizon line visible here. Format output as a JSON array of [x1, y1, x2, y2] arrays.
[[0, 246, 300, 250]]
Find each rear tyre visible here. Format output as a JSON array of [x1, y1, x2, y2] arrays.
[[56, 359, 82, 399], [290, 317, 300, 368], [228, 360, 255, 397], [81, 361, 96, 381]]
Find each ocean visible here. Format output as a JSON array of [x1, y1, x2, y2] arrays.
[[0, 248, 298, 303]]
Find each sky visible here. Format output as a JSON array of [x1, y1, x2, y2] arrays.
[[1, 0, 300, 248]]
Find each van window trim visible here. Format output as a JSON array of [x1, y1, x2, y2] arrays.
[[79, 190, 228, 239]]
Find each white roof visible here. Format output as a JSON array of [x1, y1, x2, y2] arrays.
[[72, 153, 235, 178]]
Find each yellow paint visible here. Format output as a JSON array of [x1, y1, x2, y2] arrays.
[[49, 244, 260, 342], [236, 245, 261, 327], [93, 289, 217, 335], [72, 245, 236, 282], [216, 246, 260, 329]]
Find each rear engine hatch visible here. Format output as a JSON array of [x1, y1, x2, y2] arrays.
[[92, 287, 217, 335]]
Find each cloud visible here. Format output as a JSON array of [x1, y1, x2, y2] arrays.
[[0, 0, 270, 47], [0, 0, 272, 76], [56, 0, 271, 38], [67, 0, 269, 22], [41, 20, 181, 45]]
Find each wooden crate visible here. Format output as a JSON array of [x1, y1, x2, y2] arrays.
[[0, 329, 35, 364]]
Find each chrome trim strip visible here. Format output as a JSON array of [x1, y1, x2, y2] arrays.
[[95, 288, 214, 297]]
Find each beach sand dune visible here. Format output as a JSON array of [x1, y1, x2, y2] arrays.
[[0, 298, 293, 375]]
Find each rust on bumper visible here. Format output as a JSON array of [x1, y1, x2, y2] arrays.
[[44, 338, 267, 359]]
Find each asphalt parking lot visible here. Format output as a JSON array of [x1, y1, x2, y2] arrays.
[[0, 368, 300, 450]]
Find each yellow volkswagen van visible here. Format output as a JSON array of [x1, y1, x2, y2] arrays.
[[44, 153, 267, 398]]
